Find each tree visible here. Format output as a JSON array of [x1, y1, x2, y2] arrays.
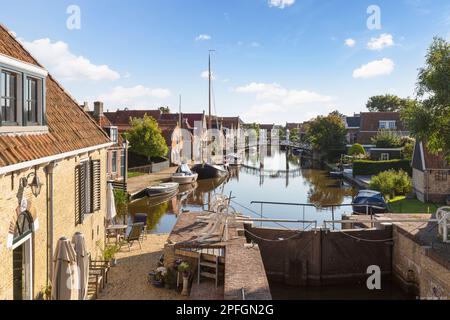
[[401, 37, 450, 161], [127, 114, 169, 162], [366, 94, 411, 112], [159, 106, 170, 114], [306, 114, 346, 160], [348, 143, 366, 156], [371, 129, 402, 148], [369, 169, 412, 199]]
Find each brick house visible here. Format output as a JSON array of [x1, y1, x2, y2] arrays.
[[412, 141, 450, 203], [356, 112, 409, 147], [85, 102, 128, 186], [344, 114, 361, 145], [0, 25, 111, 299]]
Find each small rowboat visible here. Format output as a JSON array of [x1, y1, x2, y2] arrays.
[[172, 163, 199, 184], [131, 182, 179, 201]]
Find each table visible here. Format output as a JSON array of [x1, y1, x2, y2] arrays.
[[106, 224, 128, 243]]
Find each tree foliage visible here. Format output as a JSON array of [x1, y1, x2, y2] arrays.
[[401, 37, 450, 161], [127, 114, 169, 161], [371, 129, 402, 148], [348, 143, 366, 156], [366, 94, 411, 112], [369, 169, 412, 199], [306, 114, 346, 159]]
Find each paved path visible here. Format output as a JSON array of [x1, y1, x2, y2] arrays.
[[127, 166, 178, 195]]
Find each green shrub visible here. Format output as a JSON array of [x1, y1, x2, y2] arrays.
[[348, 143, 366, 156], [369, 170, 412, 199], [371, 130, 402, 148], [353, 159, 412, 176]]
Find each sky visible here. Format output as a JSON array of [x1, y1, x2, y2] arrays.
[[1, 0, 449, 124]]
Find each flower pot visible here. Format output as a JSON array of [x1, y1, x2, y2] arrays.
[[111, 258, 117, 267], [181, 276, 189, 296]]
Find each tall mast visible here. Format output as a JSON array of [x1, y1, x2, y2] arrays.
[[178, 94, 182, 127], [208, 50, 212, 130]]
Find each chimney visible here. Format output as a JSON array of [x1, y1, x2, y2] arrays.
[[81, 101, 89, 112], [94, 101, 104, 119]]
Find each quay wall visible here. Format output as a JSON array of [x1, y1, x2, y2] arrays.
[[392, 226, 450, 299], [245, 226, 392, 286]]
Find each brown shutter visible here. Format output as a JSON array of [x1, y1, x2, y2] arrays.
[[91, 159, 101, 212], [75, 164, 85, 225], [85, 161, 92, 214]]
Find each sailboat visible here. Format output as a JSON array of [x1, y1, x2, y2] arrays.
[[191, 50, 230, 180]]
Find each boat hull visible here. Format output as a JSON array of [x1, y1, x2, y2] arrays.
[[171, 173, 198, 184], [191, 163, 229, 180], [131, 182, 179, 200]]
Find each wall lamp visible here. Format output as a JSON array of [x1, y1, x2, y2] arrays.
[[20, 170, 43, 197]]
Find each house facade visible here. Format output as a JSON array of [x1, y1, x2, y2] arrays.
[[86, 102, 128, 186], [0, 25, 111, 300], [412, 141, 450, 203], [355, 112, 409, 147]]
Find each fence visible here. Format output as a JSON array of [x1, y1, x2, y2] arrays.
[[128, 160, 170, 174]]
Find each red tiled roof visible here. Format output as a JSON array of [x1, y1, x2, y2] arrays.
[[103, 109, 162, 127], [422, 142, 450, 169], [0, 25, 110, 168]]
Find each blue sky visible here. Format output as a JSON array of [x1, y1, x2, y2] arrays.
[[1, 0, 449, 124]]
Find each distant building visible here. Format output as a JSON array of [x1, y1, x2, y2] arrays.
[[356, 112, 409, 147], [85, 102, 128, 186], [412, 141, 450, 203], [344, 114, 361, 145]]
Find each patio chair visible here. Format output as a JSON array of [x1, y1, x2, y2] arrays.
[[119, 222, 144, 251], [133, 213, 148, 240], [90, 258, 111, 288]]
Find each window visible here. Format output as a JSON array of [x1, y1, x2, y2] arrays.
[[120, 150, 126, 178], [379, 121, 396, 130], [25, 77, 38, 124], [111, 151, 117, 173], [1, 70, 17, 125], [435, 171, 448, 181], [381, 153, 390, 161], [110, 127, 118, 143], [75, 159, 101, 224]]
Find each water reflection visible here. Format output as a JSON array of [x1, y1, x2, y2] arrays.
[[128, 147, 357, 233]]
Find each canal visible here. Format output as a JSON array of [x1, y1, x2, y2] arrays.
[[129, 147, 358, 234]]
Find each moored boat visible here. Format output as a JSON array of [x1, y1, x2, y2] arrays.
[[131, 182, 179, 201], [172, 163, 198, 184], [191, 163, 229, 180], [351, 190, 388, 214]]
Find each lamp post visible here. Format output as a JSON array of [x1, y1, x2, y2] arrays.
[[20, 170, 43, 197]]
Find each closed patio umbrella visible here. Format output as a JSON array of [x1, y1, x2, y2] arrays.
[[73, 232, 89, 300], [107, 182, 117, 222], [51, 237, 79, 300]]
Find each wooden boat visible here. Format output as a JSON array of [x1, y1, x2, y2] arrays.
[[329, 171, 343, 178], [172, 163, 198, 184], [191, 163, 229, 180], [225, 153, 242, 166], [131, 182, 179, 201], [351, 190, 388, 214]]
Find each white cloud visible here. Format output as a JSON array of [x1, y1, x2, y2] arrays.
[[97, 85, 171, 106], [21, 38, 120, 81], [268, 0, 295, 9], [345, 38, 356, 47], [195, 34, 211, 41], [367, 33, 394, 50], [352, 58, 395, 79], [235, 82, 332, 105], [201, 70, 216, 80]]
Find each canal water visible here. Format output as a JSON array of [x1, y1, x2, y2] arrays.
[[129, 147, 357, 234]]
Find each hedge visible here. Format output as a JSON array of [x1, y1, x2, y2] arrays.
[[353, 159, 412, 176]]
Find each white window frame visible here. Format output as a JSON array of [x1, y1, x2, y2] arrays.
[[381, 153, 390, 161], [379, 120, 396, 130]]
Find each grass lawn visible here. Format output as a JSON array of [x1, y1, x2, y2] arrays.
[[127, 171, 146, 179], [388, 196, 443, 214]]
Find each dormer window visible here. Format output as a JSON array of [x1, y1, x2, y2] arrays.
[[1, 70, 18, 125], [110, 127, 118, 143], [379, 120, 396, 130], [0, 53, 47, 132]]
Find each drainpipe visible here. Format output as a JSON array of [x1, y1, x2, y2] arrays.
[[44, 161, 56, 284]]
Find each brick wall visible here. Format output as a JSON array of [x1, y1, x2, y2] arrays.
[[392, 227, 450, 299], [0, 148, 108, 300]]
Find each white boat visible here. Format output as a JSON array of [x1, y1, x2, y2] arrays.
[[172, 163, 199, 184], [131, 182, 179, 200]]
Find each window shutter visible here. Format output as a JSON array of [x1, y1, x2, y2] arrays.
[[91, 160, 101, 212], [75, 164, 85, 225], [85, 161, 92, 214]]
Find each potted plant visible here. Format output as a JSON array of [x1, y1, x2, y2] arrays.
[[103, 244, 119, 266], [153, 267, 167, 288], [178, 261, 190, 295]]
